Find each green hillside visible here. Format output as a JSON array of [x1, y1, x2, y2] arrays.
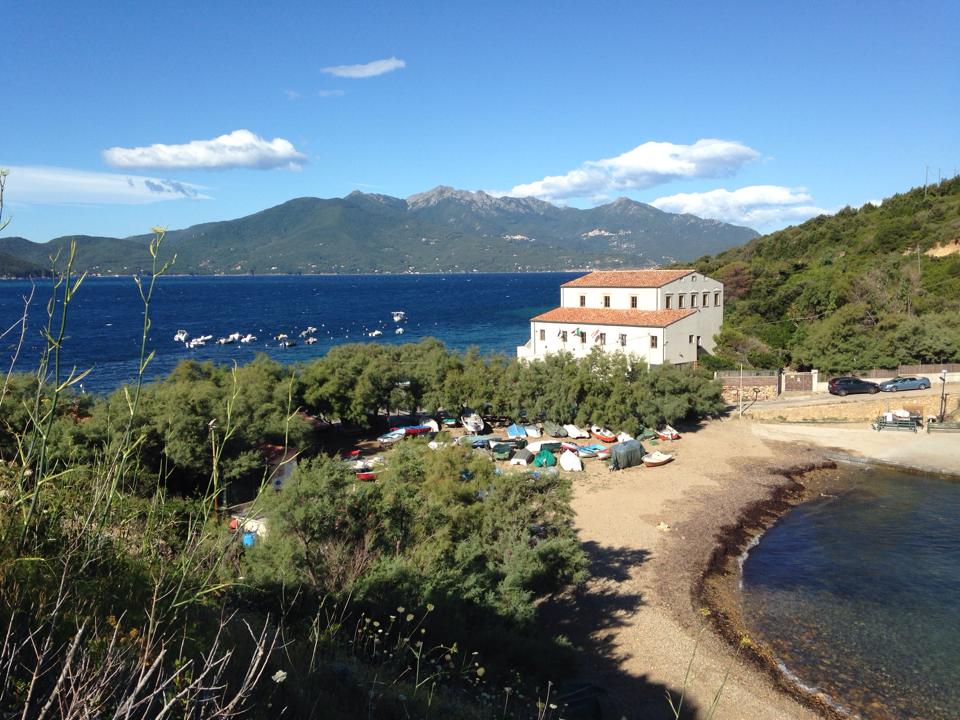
[[695, 177, 960, 372], [0, 250, 46, 277]]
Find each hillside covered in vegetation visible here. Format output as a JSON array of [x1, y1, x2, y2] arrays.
[[695, 177, 960, 372]]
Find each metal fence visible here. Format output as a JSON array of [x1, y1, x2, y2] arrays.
[[857, 363, 960, 378]]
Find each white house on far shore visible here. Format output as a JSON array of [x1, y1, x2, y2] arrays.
[[516, 269, 724, 365]]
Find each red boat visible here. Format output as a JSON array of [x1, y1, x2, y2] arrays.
[[355, 471, 377, 481], [590, 425, 617, 443], [656, 425, 681, 441]]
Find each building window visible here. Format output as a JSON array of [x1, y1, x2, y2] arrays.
[[691, 275, 697, 282], [650, 335, 658, 348], [678, 294, 686, 309], [539, 329, 545, 341], [691, 294, 699, 308], [561, 330, 568, 343], [665, 294, 673, 309], [579, 295, 586, 307], [630, 295, 637, 309], [603, 295, 610, 308], [703, 292, 709, 307], [714, 291, 721, 306], [689, 335, 694, 344], [580, 331, 586, 344], [598, 332, 606, 345], [619, 333, 627, 347]]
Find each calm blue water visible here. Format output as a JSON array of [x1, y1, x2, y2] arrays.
[[741, 467, 960, 719], [0, 273, 578, 393]]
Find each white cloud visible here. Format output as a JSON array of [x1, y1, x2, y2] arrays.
[[284, 89, 301, 100], [651, 185, 828, 229], [1, 165, 209, 205], [103, 129, 306, 171], [510, 139, 759, 202], [317, 89, 345, 97], [321, 57, 405, 78]]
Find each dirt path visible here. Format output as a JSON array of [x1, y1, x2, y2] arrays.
[[560, 419, 824, 720]]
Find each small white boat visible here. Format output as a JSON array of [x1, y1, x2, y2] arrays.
[[173, 329, 189, 343], [616, 432, 634, 443], [524, 424, 542, 438], [216, 336, 235, 345], [395, 327, 404, 335], [559, 450, 583, 472], [299, 326, 317, 337], [656, 425, 681, 441], [392, 311, 406, 322], [305, 337, 318, 345], [460, 411, 485, 434], [368, 330, 383, 337], [275, 333, 289, 341], [564, 424, 590, 439], [240, 334, 257, 343], [278, 340, 296, 348], [642, 451, 674, 467]]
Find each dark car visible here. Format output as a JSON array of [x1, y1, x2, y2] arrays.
[[878, 376, 931, 392], [827, 376, 880, 396]]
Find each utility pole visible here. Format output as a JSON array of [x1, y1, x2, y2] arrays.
[[739, 364, 743, 419], [939, 369, 948, 423]]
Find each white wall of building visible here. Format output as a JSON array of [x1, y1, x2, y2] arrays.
[[526, 320, 665, 364], [560, 286, 659, 310]]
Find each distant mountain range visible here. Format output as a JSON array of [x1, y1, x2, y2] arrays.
[[0, 186, 757, 276]]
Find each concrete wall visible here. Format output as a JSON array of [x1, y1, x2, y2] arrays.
[[749, 392, 959, 423], [662, 314, 706, 364]]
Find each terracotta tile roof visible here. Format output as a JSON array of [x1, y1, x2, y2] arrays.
[[531, 307, 696, 328], [561, 269, 695, 288]]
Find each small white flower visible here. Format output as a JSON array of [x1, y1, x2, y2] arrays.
[[271, 670, 287, 683]]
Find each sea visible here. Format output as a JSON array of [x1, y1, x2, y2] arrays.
[[740, 465, 960, 720], [0, 273, 579, 394]]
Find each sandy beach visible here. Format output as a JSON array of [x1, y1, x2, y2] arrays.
[[549, 418, 960, 719]]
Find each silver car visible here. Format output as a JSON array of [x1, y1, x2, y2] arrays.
[[878, 376, 931, 392]]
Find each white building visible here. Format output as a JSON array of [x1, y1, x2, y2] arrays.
[[516, 269, 723, 365]]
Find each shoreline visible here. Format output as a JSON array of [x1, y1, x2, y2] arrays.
[[694, 462, 850, 720], [693, 425, 960, 719], [563, 418, 959, 719]]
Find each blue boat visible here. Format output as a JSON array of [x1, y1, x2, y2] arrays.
[[507, 423, 527, 438]]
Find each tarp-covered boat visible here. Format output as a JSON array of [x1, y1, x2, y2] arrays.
[[527, 440, 562, 454], [490, 442, 513, 461], [507, 423, 527, 438], [533, 448, 557, 467], [610, 440, 645, 470], [510, 448, 534, 465], [543, 421, 567, 437]]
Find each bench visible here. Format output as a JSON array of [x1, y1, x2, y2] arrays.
[[872, 417, 918, 432], [927, 421, 960, 433]]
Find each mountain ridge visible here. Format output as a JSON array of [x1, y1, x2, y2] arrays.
[[0, 187, 758, 275]]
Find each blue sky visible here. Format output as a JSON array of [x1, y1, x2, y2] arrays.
[[2, 1, 958, 241]]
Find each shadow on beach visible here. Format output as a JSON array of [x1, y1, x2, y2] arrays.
[[541, 541, 700, 720]]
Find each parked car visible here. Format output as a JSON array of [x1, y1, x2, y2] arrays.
[[878, 376, 931, 392], [827, 376, 880, 396]]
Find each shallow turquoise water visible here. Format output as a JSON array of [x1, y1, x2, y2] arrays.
[[741, 467, 960, 719]]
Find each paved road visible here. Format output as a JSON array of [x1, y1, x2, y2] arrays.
[[741, 383, 951, 410]]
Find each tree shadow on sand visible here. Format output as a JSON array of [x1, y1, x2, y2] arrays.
[[541, 541, 701, 720]]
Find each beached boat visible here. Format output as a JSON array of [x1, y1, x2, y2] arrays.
[[461, 410, 485, 434], [656, 425, 681, 441], [526, 440, 562, 454], [596, 445, 615, 460], [510, 448, 534, 466], [524, 424, 542, 438], [440, 416, 458, 427], [559, 449, 583, 472], [393, 424, 432, 436], [590, 425, 617, 443], [355, 470, 378, 481], [377, 429, 405, 446], [507, 423, 527, 438], [616, 432, 634, 443], [577, 444, 605, 458], [560, 441, 581, 453], [543, 421, 567, 437], [564, 424, 590, 439], [642, 451, 674, 467], [490, 442, 513, 461]]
